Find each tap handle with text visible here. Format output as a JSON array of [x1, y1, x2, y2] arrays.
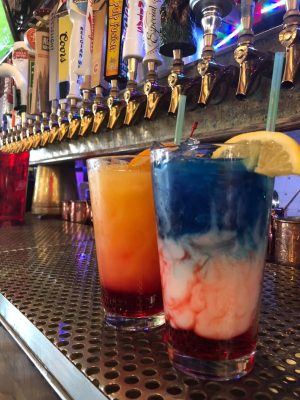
[[143, 0, 163, 65], [123, 0, 145, 61], [68, 1, 86, 97]]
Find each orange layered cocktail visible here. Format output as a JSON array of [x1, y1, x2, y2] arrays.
[[87, 155, 164, 330]]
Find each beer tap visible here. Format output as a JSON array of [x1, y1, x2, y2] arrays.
[[79, 89, 93, 137], [160, 0, 197, 115], [32, 115, 42, 150], [40, 111, 51, 147], [67, 0, 88, 139], [234, 0, 272, 99], [91, 1, 109, 134], [279, 0, 300, 89], [190, 0, 236, 107], [92, 86, 109, 134], [8, 126, 16, 154], [105, 0, 128, 130], [122, 0, 147, 126], [57, 100, 70, 141], [143, 0, 170, 120], [67, 97, 81, 140], [13, 115, 22, 153], [4, 129, 12, 154], [48, 100, 60, 143], [19, 113, 29, 152], [107, 79, 127, 130], [24, 117, 35, 151]]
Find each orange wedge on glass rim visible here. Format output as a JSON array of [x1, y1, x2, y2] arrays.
[[130, 143, 176, 168], [212, 131, 300, 177]]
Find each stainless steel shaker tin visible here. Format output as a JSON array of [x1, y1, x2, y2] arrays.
[[274, 217, 300, 267]]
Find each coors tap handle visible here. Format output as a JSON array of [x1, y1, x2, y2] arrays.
[[105, 0, 128, 130], [143, 0, 170, 119], [190, 0, 237, 107], [234, 0, 273, 100], [279, 0, 300, 89], [159, 0, 197, 115], [123, 0, 147, 126]]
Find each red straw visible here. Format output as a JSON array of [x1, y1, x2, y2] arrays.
[[189, 121, 198, 138]]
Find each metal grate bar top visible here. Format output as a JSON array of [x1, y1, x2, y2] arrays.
[[0, 217, 299, 400]]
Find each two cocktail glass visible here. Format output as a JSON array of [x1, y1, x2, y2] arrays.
[[87, 141, 273, 380]]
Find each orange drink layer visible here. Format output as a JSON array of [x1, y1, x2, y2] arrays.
[[87, 155, 164, 330]]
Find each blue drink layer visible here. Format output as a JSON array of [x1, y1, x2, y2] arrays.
[[153, 157, 273, 253], [152, 149, 273, 341]]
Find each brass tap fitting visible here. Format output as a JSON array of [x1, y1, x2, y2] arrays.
[[92, 86, 109, 134], [67, 98, 81, 140], [79, 90, 93, 137], [107, 79, 127, 130]]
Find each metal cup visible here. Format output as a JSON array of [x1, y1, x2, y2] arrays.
[[69, 201, 89, 224], [274, 217, 300, 267], [61, 201, 70, 221]]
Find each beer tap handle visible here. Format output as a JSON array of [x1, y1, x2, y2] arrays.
[[91, 1, 107, 89], [67, 0, 87, 98], [104, 0, 127, 82], [32, 20, 51, 115], [77, 0, 94, 89], [143, 0, 163, 66], [49, 4, 59, 104], [123, 0, 145, 62], [57, 10, 72, 100]]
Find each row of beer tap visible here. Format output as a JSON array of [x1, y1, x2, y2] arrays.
[[0, 0, 300, 154]]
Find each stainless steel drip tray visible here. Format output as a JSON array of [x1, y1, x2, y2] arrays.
[[0, 218, 299, 400]]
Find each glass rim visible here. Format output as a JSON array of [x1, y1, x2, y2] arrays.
[[86, 153, 150, 171], [150, 142, 250, 150]]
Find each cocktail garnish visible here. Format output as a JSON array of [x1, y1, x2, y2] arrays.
[[212, 131, 300, 177]]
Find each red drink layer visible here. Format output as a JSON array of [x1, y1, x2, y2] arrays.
[[165, 322, 258, 361], [0, 152, 29, 226], [102, 287, 163, 318]]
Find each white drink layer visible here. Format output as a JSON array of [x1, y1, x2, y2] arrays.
[[158, 230, 265, 340]]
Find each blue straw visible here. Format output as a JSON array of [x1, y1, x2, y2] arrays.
[[266, 52, 285, 131]]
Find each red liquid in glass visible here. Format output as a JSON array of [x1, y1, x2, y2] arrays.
[[165, 322, 258, 361], [102, 286, 163, 318], [0, 152, 29, 226]]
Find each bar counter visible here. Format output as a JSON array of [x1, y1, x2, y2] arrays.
[[0, 217, 299, 400]]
